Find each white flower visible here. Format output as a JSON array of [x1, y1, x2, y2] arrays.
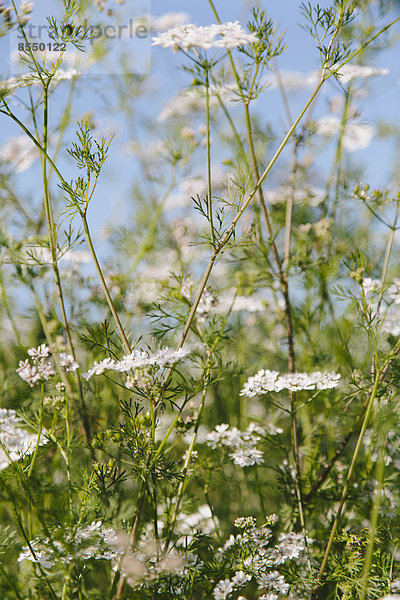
[[258, 571, 289, 594], [27, 344, 50, 361], [58, 353, 79, 372], [83, 357, 116, 380], [240, 370, 341, 396], [153, 21, 257, 51], [234, 516, 257, 529], [18, 521, 123, 569], [16, 357, 55, 386], [239, 370, 280, 397], [231, 570, 251, 588], [0, 409, 46, 471], [230, 447, 264, 467], [213, 579, 235, 599], [84, 347, 189, 379]]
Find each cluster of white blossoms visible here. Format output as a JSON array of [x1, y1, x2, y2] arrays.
[[1, 69, 78, 97], [206, 422, 282, 467], [152, 21, 257, 51], [16, 344, 79, 387], [18, 521, 123, 569], [0, 409, 45, 471], [240, 369, 341, 397], [213, 516, 310, 600], [84, 347, 189, 382]]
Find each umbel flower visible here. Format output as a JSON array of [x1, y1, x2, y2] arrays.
[[84, 347, 189, 381], [16, 344, 79, 387], [0, 409, 46, 471], [152, 21, 258, 51], [240, 369, 341, 397]]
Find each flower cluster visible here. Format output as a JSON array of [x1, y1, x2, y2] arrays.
[[206, 422, 282, 467], [212, 516, 310, 599], [16, 344, 79, 386], [240, 369, 341, 397], [0, 409, 46, 471], [18, 521, 123, 569], [152, 21, 257, 51], [84, 347, 189, 381]]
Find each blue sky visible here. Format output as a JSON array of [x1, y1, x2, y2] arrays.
[[1, 0, 399, 251]]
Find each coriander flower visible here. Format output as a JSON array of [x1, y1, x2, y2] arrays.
[[213, 579, 235, 599], [18, 521, 123, 569], [152, 21, 257, 51], [240, 370, 341, 397], [230, 447, 264, 467], [83, 347, 189, 380], [0, 409, 46, 471], [58, 353, 79, 372], [17, 345, 80, 386]]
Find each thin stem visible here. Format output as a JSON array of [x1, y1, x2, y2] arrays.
[[81, 215, 132, 353]]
